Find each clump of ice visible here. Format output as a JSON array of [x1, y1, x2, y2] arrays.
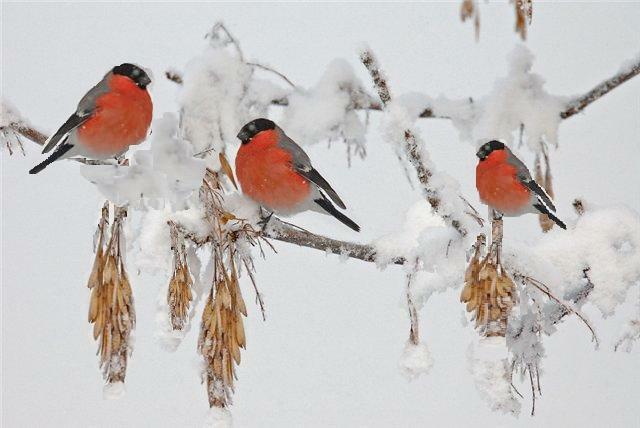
[[399, 341, 434, 380], [282, 59, 367, 155], [102, 381, 126, 400], [203, 407, 233, 428]]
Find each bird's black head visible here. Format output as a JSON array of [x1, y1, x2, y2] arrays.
[[476, 140, 505, 160], [113, 63, 152, 89], [237, 118, 276, 143]]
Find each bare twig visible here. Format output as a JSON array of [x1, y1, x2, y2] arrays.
[[247, 62, 297, 88], [406, 260, 421, 345], [208, 21, 244, 61], [3, 122, 47, 146], [517, 274, 599, 348], [561, 57, 640, 119]]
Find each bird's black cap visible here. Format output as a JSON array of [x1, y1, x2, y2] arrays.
[[237, 118, 276, 143], [476, 140, 505, 160], [113, 63, 151, 89]]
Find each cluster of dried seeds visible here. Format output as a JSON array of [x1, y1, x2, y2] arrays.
[[461, 221, 517, 337], [87, 203, 135, 384], [167, 222, 193, 330], [196, 166, 267, 408]]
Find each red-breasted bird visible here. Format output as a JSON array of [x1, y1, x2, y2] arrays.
[[235, 118, 360, 232], [29, 63, 153, 174], [476, 140, 566, 229]]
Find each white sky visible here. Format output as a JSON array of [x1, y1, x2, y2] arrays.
[[2, 2, 639, 427]]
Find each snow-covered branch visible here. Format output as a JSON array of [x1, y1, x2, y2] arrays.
[[264, 217, 406, 265], [560, 55, 640, 119], [3, 117, 406, 266], [359, 48, 481, 237]]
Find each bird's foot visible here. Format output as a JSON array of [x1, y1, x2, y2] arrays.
[[258, 210, 274, 232]]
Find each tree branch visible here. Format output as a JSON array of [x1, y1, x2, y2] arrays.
[[560, 57, 640, 119], [166, 56, 640, 123], [264, 217, 406, 265], [3, 122, 47, 146], [359, 48, 474, 237], [6, 120, 407, 266]]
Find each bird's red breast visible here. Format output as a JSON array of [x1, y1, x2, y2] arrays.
[[235, 129, 311, 211], [77, 74, 152, 155], [476, 149, 531, 215]]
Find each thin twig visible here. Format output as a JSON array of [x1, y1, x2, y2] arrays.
[[264, 217, 406, 265], [209, 22, 244, 61], [247, 62, 297, 88], [561, 57, 640, 119], [3, 122, 47, 146], [359, 48, 475, 237], [518, 274, 599, 348]]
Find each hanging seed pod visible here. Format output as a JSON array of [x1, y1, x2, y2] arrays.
[[86, 203, 135, 387], [462, 223, 517, 336]]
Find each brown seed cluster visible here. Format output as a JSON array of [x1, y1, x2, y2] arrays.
[[514, 0, 533, 41], [167, 222, 193, 331], [461, 222, 517, 337], [196, 167, 265, 408], [87, 203, 135, 384], [460, 0, 533, 40]]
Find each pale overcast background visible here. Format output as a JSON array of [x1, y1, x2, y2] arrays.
[[2, 2, 639, 427]]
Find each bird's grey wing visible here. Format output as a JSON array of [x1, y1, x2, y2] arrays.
[[277, 129, 347, 210], [42, 74, 111, 154], [506, 148, 557, 212]]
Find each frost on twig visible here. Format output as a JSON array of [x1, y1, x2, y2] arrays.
[[1, 99, 45, 154], [359, 48, 482, 237]]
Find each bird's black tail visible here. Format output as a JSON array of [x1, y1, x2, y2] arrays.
[[29, 144, 73, 174], [314, 197, 360, 232], [533, 203, 567, 230]]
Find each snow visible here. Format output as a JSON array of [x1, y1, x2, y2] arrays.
[[399, 341, 434, 380], [102, 382, 126, 400], [80, 113, 206, 207], [469, 46, 565, 151], [1, 98, 22, 127], [282, 59, 367, 155], [468, 338, 521, 416], [179, 33, 287, 170], [506, 205, 640, 316], [3, 3, 640, 427], [395, 45, 566, 155], [203, 407, 233, 428]]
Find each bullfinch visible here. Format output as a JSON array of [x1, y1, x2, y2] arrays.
[[235, 118, 360, 232], [476, 140, 566, 229], [29, 63, 153, 174]]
